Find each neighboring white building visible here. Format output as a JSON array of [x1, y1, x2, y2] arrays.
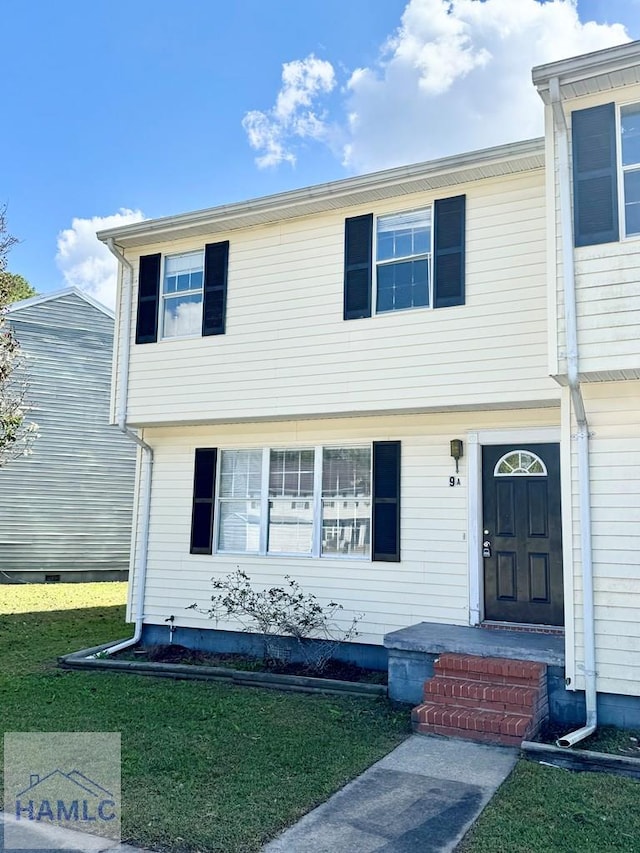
[[98, 41, 640, 728], [0, 289, 136, 582]]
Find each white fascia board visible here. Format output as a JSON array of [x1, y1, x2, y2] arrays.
[[97, 138, 545, 249], [532, 39, 640, 100]]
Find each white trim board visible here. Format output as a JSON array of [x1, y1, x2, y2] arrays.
[[467, 426, 561, 627]]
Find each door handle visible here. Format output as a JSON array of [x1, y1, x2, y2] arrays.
[[482, 535, 492, 558]]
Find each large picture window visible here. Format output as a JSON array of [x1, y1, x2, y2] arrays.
[[216, 445, 372, 559]]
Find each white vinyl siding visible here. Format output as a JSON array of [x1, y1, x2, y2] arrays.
[[549, 84, 640, 381], [116, 170, 559, 427], [126, 408, 560, 643], [566, 381, 640, 697]]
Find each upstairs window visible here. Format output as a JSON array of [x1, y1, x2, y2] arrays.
[[135, 241, 229, 344], [572, 100, 640, 245], [621, 103, 640, 237], [376, 209, 430, 312], [344, 196, 465, 320], [162, 251, 204, 339]]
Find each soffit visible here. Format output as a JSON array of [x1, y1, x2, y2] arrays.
[[533, 40, 640, 104], [98, 139, 545, 249]]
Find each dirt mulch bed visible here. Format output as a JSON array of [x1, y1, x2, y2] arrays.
[[124, 643, 388, 685]]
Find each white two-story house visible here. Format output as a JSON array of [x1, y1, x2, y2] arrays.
[[98, 40, 640, 736]]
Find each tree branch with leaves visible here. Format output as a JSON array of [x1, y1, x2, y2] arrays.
[[0, 205, 38, 466]]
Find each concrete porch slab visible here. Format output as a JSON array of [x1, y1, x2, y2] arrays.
[[384, 622, 565, 666]]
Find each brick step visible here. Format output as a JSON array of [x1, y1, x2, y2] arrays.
[[413, 721, 524, 747], [412, 701, 536, 746], [425, 676, 543, 713], [435, 653, 546, 684], [412, 654, 549, 747]]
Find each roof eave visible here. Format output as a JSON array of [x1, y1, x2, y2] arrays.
[[97, 137, 545, 249], [532, 39, 639, 98], [8, 286, 114, 319]]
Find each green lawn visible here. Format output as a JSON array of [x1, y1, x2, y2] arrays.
[[459, 759, 640, 853], [0, 582, 409, 852], [5, 583, 640, 853]]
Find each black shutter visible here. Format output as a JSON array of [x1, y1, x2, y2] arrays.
[[572, 103, 619, 247], [372, 441, 401, 562], [203, 241, 229, 336], [344, 214, 373, 320], [433, 195, 465, 308], [190, 448, 217, 554], [135, 254, 161, 344]]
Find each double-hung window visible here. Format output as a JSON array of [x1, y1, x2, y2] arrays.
[[321, 448, 371, 557], [343, 196, 465, 320], [621, 103, 640, 237], [218, 449, 262, 553], [161, 251, 204, 339], [268, 449, 315, 555], [376, 209, 431, 312], [135, 241, 229, 344]]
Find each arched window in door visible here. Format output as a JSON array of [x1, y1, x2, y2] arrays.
[[493, 450, 547, 477]]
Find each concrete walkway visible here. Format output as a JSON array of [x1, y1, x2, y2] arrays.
[[0, 811, 140, 853], [262, 734, 517, 853]]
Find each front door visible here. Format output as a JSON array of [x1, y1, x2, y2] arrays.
[[482, 443, 563, 626]]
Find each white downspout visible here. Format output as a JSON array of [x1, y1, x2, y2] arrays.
[[97, 238, 154, 656], [549, 77, 597, 747]]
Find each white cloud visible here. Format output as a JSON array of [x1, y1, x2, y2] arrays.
[[244, 1, 629, 174], [343, 0, 630, 171], [55, 209, 145, 310], [242, 54, 336, 168]]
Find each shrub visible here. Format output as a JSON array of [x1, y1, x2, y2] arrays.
[[189, 569, 362, 673]]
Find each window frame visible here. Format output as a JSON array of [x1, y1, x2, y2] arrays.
[[616, 99, 640, 241], [160, 249, 205, 341], [213, 444, 373, 560], [373, 206, 433, 315]]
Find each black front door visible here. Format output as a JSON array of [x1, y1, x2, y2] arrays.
[[482, 443, 563, 626]]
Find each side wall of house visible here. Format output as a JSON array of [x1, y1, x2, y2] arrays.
[[130, 408, 560, 645], [0, 294, 137, 575], [567, 380, 640, 697], [116, 169, 559, 426]]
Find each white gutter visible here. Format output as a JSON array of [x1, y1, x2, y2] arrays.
[[95, 239, 153, 656], [549, 77, 597, 747], [96, 138, 545, 249]]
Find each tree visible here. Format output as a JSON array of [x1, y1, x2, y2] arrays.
[[0, 206, 38, 466], [0, 271, 36, 303]]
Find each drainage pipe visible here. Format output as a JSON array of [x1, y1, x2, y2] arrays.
[[549, 77, 597, 747], [96, 239, 154, 656]]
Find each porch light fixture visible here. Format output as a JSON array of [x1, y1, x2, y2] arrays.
[[450, 439, 463, 473]]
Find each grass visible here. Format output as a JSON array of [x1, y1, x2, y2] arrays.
[[0, 582, 409, 852], [459, 760, 640, 852]]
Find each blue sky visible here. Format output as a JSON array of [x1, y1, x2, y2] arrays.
[[2, 0, 638, 307]]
